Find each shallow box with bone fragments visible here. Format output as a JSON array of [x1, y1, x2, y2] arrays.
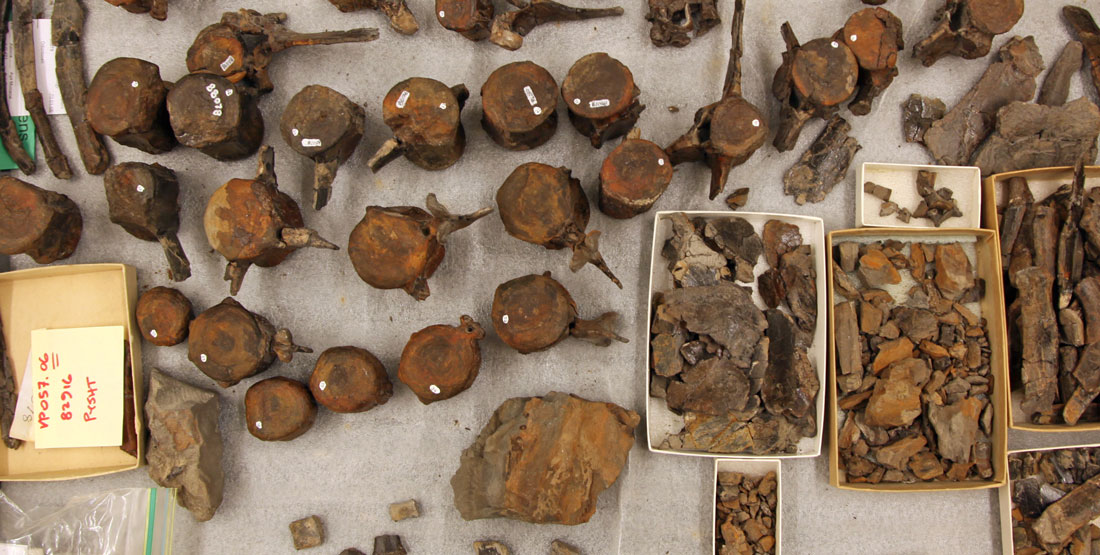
[[982, 166, 1100, 432], [646, 211, 826, 459], [827, 227, 1008, 491], [857, 162, 982, 229], [712, 458, 782, 555]]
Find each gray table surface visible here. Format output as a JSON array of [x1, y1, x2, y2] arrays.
[[5, 0, 1100, 553]]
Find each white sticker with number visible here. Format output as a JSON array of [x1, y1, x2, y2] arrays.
[[523, 85, 537, 106], [396, 90, 410, 109], [588, 99, 610, 109], [301, 138, 322, 148], [219, 55, 235, 72]]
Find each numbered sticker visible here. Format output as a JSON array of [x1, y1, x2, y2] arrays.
[[588, 99, 610, 109], [301, 138, 322, 148], [219, 55, 236, 72], [396, 90, 410, 109], [523, 85, 538, 106]]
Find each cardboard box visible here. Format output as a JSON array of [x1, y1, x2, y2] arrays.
[[0, 264, 143, 480], [713, 458, 781, 555], [857, 162, 982, 229], [826, 228, 1008, 491], [646, 211, 827, 459], [981, 165, 1100, 432], [998, 443, 1100, 554]]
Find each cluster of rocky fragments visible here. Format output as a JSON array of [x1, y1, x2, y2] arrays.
[[715, 470, 777, 555], [833, 239, 996, 484], [1001, 164, 1100, 426], [864, 169, 962, 226], [1010, 447, 1100, 554], [651, 213, 819, 455]]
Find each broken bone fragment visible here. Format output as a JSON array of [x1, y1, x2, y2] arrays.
[[246, 377, 317, 442], [104, 162, 190, 281], [492, 272, 627, 354], [451, 391, 639, 524], [289, 515, 324, 550], [188, 297, 311, 387], [325, 0, 419, 35], [398, 315, 484, 404], [144, 370, 224, 522], [136, 286, 193, 347], [497, 162, 621, 287], [203, 146, 338, 295], [389, 499, 420, 522], [645, 0, 719, 47], [309, 346, 392, 413], [783, 116, 860, 205], [488, 0, 623, 51], [104, 0, 168, 20], [280, 84, 365, 210], [348, 194, 492, 300], [912, 0, 1024, 67]]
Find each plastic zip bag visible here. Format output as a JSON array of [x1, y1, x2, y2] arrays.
[[0, 487, 175, 555]]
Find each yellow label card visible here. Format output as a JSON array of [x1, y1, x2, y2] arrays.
[[29, 326, 124, 449]]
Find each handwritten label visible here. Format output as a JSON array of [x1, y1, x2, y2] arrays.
[[30, 326, 124, 449], [6, 20, 65, 117], [219, 55, 236, 72], [205, 83, 224, 117], [523, 85, 537, 106], [588, 99, 610, 109], [301, 138, 322, 148], [396, 90, 410, 109], [10, 352, 35, 441]]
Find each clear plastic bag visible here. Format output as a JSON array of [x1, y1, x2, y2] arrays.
[[0, 487, 175, 555]]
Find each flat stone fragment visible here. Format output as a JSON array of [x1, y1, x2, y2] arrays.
[[762, 219, 801, 268], [550, 540, 582, 555], [934, 244, 974, 300], [144, 369, 224, 522], [658, 283, 767, 368], [474, 540, 511, 554], [1032, 473, 1100, 551], [1017, 266, 1060, 417], [874, 435, 927, 470], [373, 535, 407, 555], [389, 499, 420, 522], [928, 397, 983, 463], [289, 515, 324, 550], [865, 359, 923, 427], [762, 309, 818, 419], [872, 337, 914, 373], [972, 97, 1100, 176], [666, 357, 751, 415], [895, 307, 939, 343], [838, 242, 860, 273], [451, 392, 639, 524], [858, 250, 901, 287], [902, 94, 946, 143], [705, 217, 763, 267], [909, 451, 945, 480]]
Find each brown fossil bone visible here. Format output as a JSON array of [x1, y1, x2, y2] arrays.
[[54, 0, 110, 175], [913, 0, 1024, 67], [87, 58, 176, 155], [561, 52, 644, 148], [398, 315, 485, 404], [497, 162, 622, 287], [771, 23, 859, 152], [104, 162, 190, 281], [491, 272, 628, 354], [104, 0, 167, 20], [921, 36, 1043, 167], [245, 377, 316, 441], [309, 346, 392, 413], [368, 78, 469, 172], [0, 0, 32, 176], [1038, 41, 1084, 107], [135, 286, 193, 347], [186, 10, 379, 95], [188, 297, 311, 387], [15, 0, 70, 178], [348, 194, 492, 301], [203, 146, 339, 296], [645, 0, 719, 47], [0, 314, 21, 450], [1064, 7, 1100, 98], [167, 73, 263, 161], [599, 128, 672, 218], [325, 0, 418, 35], [667, 0, 766, 200], [436, 0, 494, 41], [0, 177, 82, 263], [488, 0, 623, 51], [838, 7, 904, 116], [783, 116, 861, 205], [279, 85, 365, 210], [480, 61, 558, 150]]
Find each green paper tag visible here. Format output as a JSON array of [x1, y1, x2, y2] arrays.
[[0, 115, 35, 170]]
